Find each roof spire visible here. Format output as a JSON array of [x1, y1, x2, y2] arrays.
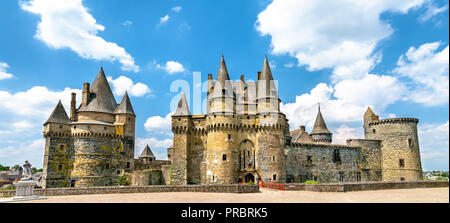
[[45, 100, 70, 125], [115, 91, 135, 115], [173, 90, 191, 116], [139, 145, 155, 158], [310, 105, 331, 134]]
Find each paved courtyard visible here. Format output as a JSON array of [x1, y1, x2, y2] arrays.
[[16, 187, 449, 203]]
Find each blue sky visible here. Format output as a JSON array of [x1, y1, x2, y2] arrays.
[[0, 0, 448, 171]]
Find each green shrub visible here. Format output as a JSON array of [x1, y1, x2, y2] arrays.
[[305, 180, 319, 184], [247, 181, 255, 185], [118, 175, 130, 186]]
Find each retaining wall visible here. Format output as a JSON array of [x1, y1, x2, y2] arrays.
[[284, 180, 449, 192], [0, 184, 260, 198]]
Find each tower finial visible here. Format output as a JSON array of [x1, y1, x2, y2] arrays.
[[318, 102, 321, 112]]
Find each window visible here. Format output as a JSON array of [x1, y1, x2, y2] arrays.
[[273, 174, 277, 181], [73, 126, 77, 129], [87, 125, 91, 129], [372, 129, 376, 134], [362, 156, 367, 162], [408, 139, 413, 148], [70, 180, 75, 187], [339, 172, 344, 182], [223, 154, 227, 161], [400, 177, 405, 181], [227, 134, 232, 141], [106, 164, 110, 169], [60, 145, 64, 150], [58, 163, 63, 171], [307, 156, 313, 165], [399, 159, 405, 168], [117, 170, 121, 174], [59, 125, 63, 129], [272, 156, 276, 161], [222, 89, 226, 94], [126, 162, 131, 169], [357, 172, 361, 182], [104, 127, 107, 130], [333, 150, 341, 163]]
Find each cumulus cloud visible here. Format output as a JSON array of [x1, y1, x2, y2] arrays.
[[393, 42, 449, 106], [107, 76, 151, 97], [0, 62, 14, 80], [419, 121, 449, 170], [333, 125, 363, 145], [172, 6, 182, 13], [135, 137, 172, 159], [20, 0, 139, 72], [160, 14, 170, 24], [256, 0, 426, 81], [144, 112, 174, 136], [156, 61, 185, 74], [281, 74, 406, 130]]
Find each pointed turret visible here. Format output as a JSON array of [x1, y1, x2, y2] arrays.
[[78, 67, 117, 113], [45, 100, 70, 125], [173, 91, 190, 116], [115, 91, 135, 115], [257, 56, 280, 114], [310, 104, 332, 144], [364, 106, 379, 138], [139, 145, 155, 159], [212, 55, 234, 98], [260, 55, 274, 81]]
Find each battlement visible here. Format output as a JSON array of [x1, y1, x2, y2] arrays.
[[369, 118, 419, 126], [290, 142, 360, 150]]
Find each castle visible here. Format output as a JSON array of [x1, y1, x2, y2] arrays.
[[42, 56, 423, 188]]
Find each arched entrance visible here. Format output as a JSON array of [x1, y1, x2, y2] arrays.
[[245, 174, 255, 183]]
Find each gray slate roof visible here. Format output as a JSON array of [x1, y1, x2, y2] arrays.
[[78, 67, 118, 113], [45, 101, 70, 125], [173, 91, 191, 116], [257, 56, 278, 99], [311, 107, 331, 134], [140, 145, 155, 158], [115, 92, 135, 115], [211, 55, 234, 99]]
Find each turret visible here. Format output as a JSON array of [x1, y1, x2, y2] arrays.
[[139, 145, 156, 163], [310, 105, 332, 144], [114, 91, 136, 138], [44, 100, 71, 135], [257, 56, 280, 114], [208, 55, 236, 114], [363, 107, 379, 138]]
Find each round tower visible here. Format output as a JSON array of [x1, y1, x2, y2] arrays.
[[205, 55, 239, 184], [366, 117, 423, 181]]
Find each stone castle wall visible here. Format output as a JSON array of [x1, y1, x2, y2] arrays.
[[346, 139, 382, 182], [286, 143, 361, 183]]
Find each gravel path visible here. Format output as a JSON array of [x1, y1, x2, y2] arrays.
[[17, 187, 448, 203]]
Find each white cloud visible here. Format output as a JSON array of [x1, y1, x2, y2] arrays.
[[122, 20, 132, 26], [419, 2, 449, 22], [20, 0, 139, 72], [256, 0, 426, 81], [0, 86, 81, 118], [160, 14, 170, 24], [393, 42, 449, 106], [107, 75, 151, 97], [0, 62, 14, 80], [281, 74, 406, 130], [419, 121, 449, 170], [156, 61, 185, 74], [12, 121, 34, 130], [172, 6, 182, 13], [135, 137, 172, 159], [144, 112, 173, 136], [332, 125, 363, 145]]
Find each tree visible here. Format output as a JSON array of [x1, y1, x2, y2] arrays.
[[0, 164, 10, 171]]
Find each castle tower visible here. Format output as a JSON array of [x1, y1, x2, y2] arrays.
[[171, 91, 192, 185], [364, 109, 423, 181], [257, 56, 280, 114], [208, 55, 236, 115], [363, 107, 379, 138], [42, 101, 72, 188], [309, 105, 332, 144], [139, 145, 156, 163], [205, 56, 240, 184]]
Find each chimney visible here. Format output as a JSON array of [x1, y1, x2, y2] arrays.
[[70, 92, 77, 121], [208, 74, 213, 81], [300, 125, 306, 132], [257, 71, 261, 80], [82, 82, 90, 107], [240, 75, 245, 82]]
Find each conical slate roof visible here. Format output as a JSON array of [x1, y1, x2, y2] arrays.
[[140, 145, 155, 158], [310, 106, 331, 134], [212, 55, 234, 98], [45, 101, 70, 125], [257, 56, 278, 99], [364, 107, 375, 116], [78, 67, 118, 113], [173, 91, 190, 116], [115, 92, 135, 115]]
